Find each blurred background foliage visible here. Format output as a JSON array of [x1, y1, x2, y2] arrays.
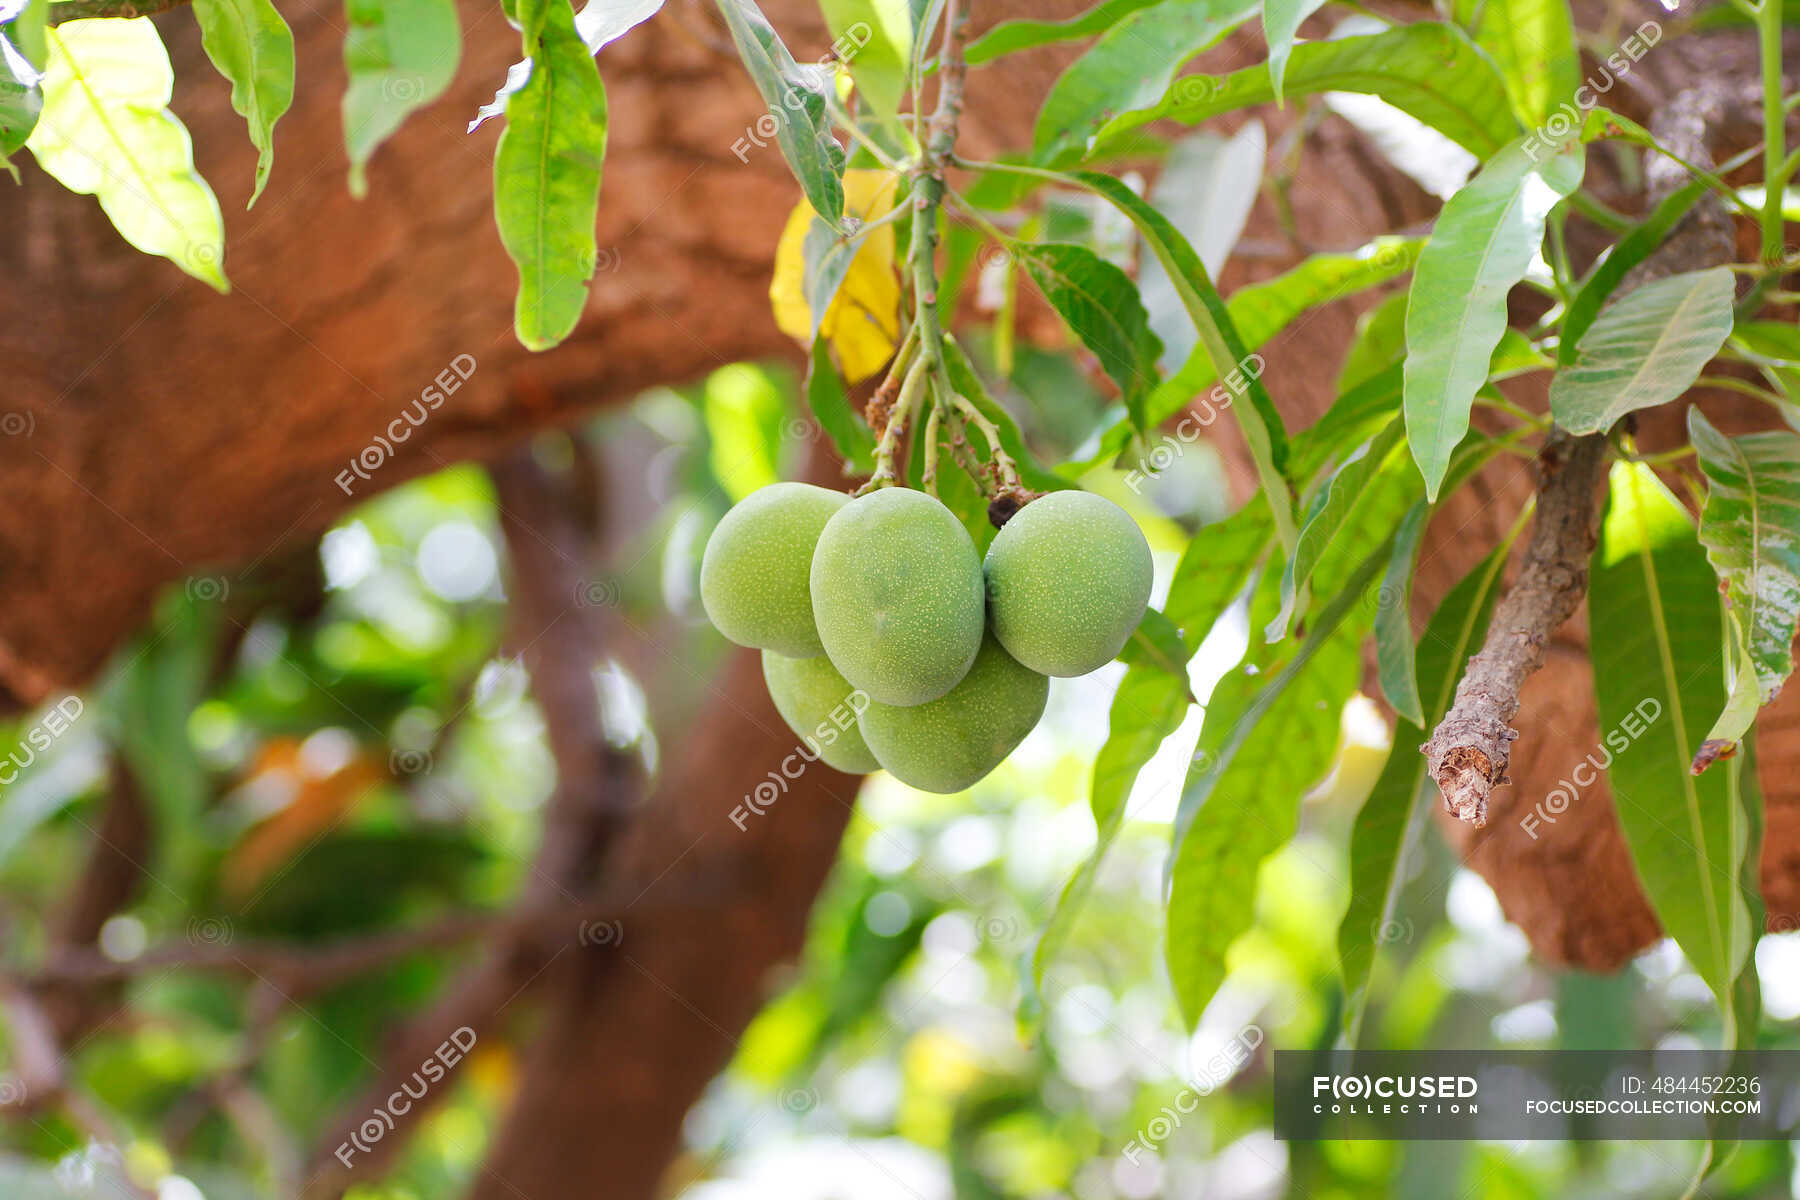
[[2, 340, 1798, 1200]]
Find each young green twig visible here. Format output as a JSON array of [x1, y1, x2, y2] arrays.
[[950, 393, 1022, 491], [860, 356, 929, 493], [1757, 0, 1791, 266], [922, 402, 943, 496]]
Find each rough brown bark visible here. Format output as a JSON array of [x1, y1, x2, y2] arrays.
[[1425, 432, 1608, 826]]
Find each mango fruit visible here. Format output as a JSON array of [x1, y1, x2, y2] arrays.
[[860, 633, 1049, 793], [700, 482, 847, 658], [984, 491, 1152, 677], [810, 487, 986, 705], [761, 650, 879, 774]]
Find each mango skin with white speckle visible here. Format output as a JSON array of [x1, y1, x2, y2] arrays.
[[700, 482, 848, 658], [810, 487, 985, 706], [861, 632, 1048, 793], [762, 650, 880, 774], [984, 490, 1152, 677]]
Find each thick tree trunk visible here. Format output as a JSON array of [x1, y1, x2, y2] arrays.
[[4, 0, 1797, 1193]]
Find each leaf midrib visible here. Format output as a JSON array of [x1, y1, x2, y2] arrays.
[[52, 27, 181, 241]]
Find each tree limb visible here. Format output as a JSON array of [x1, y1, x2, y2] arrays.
[[47, 0, 192, 21], [1423, 79, 1746, 826], [298, 445, 643, 1196], [1424, 431, 1609, 825]]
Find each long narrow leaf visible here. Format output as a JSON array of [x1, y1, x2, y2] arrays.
[[1269, 417, 1406, 642], [1261, 0, 1326, 101], [1032, 664, 1191, 996], [192, 0, 294, 205], [1549, 268, 1735, 435], [1017, 242, 1163, 430], [1404, 134, 1583, 498], [1473, 0, 1579, 127], [494, 0, 609, 350], [1069, 170, 1297, 551], [1339, 542, 1506, 1040], [1558, 178, 1709, 365], [1165, 538, 1386, 1025], [1132, 237, 1420, 434], [1373, 498, 1429, 726], [715, 0, 844, 225], [28, 18, 229, 291], [966, 0, 1159, 64], [342, 0, 461, 197], [1032, 0, 1259, 165], [1687, 408, 1800, 753], [1591, 462, 1757, 1011], [1095, 23, 1519, 159]]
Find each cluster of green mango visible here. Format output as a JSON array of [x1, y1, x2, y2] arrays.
[[700, 482, 1153, 793]]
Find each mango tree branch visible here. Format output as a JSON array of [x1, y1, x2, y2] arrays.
[[1423, 81, 1743, 826], [47, 0, 191, 21], [1423, 431, 1609, 825]]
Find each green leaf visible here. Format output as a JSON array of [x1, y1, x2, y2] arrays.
[[1120, 607, 1191, 682], [494, 0, 608, 351], [1337, 291, 1408, 392], [1141, 237, 1421, 430], [1556, 154, 1704, 328], [1261, 0, 1325, 102], [1339, 542, 1505, 1040], [1294, 363, 1403, 484], [1473, 0, 1579, 127], [1269, 416, 1406, 642], [1549, 268, 1734, 435], [1374, 499, 1428, 727], [1687, 408, 1800, 751], [1404, 134, 1583, 498], [1095, 23, 1520, 160], [966, 0, 1159, 64], [1068, 170, 1297, 551], [820, 0, 909, 120], [1164, 495, 1274, 652], [1165, 535, 1388, 1025], [1301, 326, 1543, 488], [27, 18, 229, 291], [0, 12, 41, 163], [715, 0, 845, 225], [192, 0, 294, 205], [804, 338, 876, 473], [800, 215, 858, 344], [342, 0, 461, 198], [1590, 462, 1758, 1009], [1032, 662, 1190, 997], [1032, 0, 1259, 165], [1016, 242, 1163, 431]]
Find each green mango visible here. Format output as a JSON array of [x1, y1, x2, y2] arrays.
[[762, 650, 879, 774], [861, 633, 1048, 793], [810, 487, 986, 706], [984, 491, 1151, 677], [700, 482, 847, 657]]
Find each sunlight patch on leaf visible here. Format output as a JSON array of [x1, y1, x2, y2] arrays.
[[28, 18, 229, 291]]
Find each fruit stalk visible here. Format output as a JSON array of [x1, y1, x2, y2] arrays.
[[922, 403, 943, 496], [905, 0, 970, 424], [860, 356, 929, 493]]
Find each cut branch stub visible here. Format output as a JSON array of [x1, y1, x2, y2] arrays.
[[1423, 431, 1609, 825]]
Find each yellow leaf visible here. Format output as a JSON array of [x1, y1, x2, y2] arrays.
[[770, 169, 901, 383]]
